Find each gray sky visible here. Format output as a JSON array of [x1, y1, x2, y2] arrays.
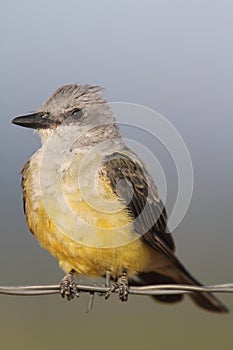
[[0, 1, 233, 349]]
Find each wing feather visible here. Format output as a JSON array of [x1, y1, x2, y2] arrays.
[[100, 151, 176, 252]]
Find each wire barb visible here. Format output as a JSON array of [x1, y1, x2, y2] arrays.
[[87, 292, 95, 313]]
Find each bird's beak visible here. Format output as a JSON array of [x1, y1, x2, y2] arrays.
[[12, 112, 57, 129]]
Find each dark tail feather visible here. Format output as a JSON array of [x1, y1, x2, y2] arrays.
[[133, 271, 229, 313], [178, 271, 229, 313], [131, 272, 184, 303]]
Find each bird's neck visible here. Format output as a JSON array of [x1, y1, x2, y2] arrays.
[[73, 123, 121, 147], [38, 123, 123, 154]]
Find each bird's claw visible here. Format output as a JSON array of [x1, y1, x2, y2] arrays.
[[105, 272, 129, 302], [117, 273, 129, 302], [60, 271, 79, 301]]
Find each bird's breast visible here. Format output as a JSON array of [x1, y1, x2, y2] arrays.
[[21, 148, 155, 277]]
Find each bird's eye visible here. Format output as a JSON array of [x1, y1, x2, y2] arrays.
[[71, 108, 83, 119]]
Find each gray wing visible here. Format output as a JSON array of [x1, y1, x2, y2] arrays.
[[100, 152, 229, 313], [101, 151, 205, 276], [100, 151, 176, 252]]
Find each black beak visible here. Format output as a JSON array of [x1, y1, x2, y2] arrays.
[[12, 112, 57, 129]]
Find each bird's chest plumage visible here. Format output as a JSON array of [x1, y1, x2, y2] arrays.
[[21, 148, 154, 277]]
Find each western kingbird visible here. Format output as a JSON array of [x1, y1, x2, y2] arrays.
[[12, 84, 228, 312]]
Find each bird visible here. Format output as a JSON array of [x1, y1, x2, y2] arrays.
[[12, 83, 228, 312]]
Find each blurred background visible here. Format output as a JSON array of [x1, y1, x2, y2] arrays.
[[0, 1, 232, 349]]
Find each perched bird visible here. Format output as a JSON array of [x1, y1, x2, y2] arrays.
[[12, 84, 228, 312]]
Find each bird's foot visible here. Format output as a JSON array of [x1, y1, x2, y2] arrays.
[[60, 270, 79, 301], [117, 272, 129, 302], [105, 271, 129, 302]]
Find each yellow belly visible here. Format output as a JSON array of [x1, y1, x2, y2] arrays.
[[22, 152, 155, 278], [25, 201, 155, 277]]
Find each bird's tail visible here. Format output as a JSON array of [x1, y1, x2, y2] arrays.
[[132, 270, 228, 313]]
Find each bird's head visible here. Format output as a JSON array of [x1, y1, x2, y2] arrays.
[[12, 84, 115, 142]]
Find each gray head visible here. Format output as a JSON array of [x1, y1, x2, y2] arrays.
[[12, 84, 116, 135], [40, 84, 106, 115]]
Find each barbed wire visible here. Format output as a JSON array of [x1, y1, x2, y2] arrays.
[[1, 282, 233, 296], [1, 281, 232, 312]]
